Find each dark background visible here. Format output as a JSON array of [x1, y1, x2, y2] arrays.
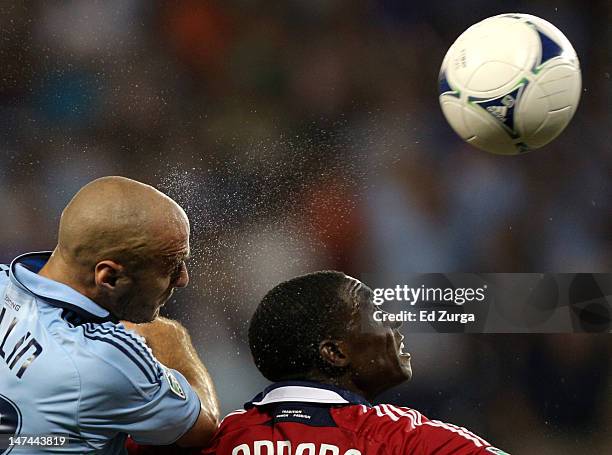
[[0, 1, 610, 453]]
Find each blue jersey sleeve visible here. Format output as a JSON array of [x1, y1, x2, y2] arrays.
[[76, 324, 201, 447]]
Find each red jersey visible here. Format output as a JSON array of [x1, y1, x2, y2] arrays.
[[202, 381, 509, 455]]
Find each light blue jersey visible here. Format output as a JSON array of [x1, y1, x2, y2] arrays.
[[0, 252, 201, 454]]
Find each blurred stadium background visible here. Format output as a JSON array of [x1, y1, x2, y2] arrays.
[[0, 1, 610, 454]]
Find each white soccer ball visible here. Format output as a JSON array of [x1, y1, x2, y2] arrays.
[[439, 13, 581, 155]]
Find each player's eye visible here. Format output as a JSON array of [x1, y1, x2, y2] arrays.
[[170, 262, 184, 280]]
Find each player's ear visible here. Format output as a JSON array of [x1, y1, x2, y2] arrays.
[[94, 260, 133, 294], [319, 340, 350, 368]]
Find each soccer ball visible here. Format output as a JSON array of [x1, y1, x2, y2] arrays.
[[438, 13, 581, 155]]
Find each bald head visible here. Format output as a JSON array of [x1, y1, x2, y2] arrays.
[[39, 176, 191, 322], [57, 176, 188, 269]]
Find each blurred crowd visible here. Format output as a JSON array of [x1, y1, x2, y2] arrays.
[[0, 1, 610, 454]]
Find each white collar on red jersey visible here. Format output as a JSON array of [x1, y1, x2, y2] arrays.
[[246, 380, 371, 408]]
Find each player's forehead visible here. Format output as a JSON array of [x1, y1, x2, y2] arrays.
[[156, 233, 190, 264]]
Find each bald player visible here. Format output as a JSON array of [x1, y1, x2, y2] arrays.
[[0, 176, 219, 454]]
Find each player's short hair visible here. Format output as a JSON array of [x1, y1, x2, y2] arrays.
[[249, 271, 353, 381]]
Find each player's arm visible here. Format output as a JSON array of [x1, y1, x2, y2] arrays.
[[123, 317, 220, 447]]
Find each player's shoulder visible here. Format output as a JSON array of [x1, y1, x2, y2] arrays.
[[219, 408, 265, 431], [212, 407, 273, 439], [221, 408, 250, 422], [200, 407, 261, 454], [76, 321, 164, 394], [333, 403, 426, 436], [328, 404, 429, 452]]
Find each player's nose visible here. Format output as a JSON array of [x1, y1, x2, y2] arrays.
[[382, 312, 402, 330], [389, 319, 402, 330]]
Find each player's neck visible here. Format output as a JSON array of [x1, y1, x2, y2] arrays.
[[305, 373, 376, 402], [39, 250, 94, 300]]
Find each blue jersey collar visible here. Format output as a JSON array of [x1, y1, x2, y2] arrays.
[[10, 251, 112, 321], [245, 380, 371, 408]]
